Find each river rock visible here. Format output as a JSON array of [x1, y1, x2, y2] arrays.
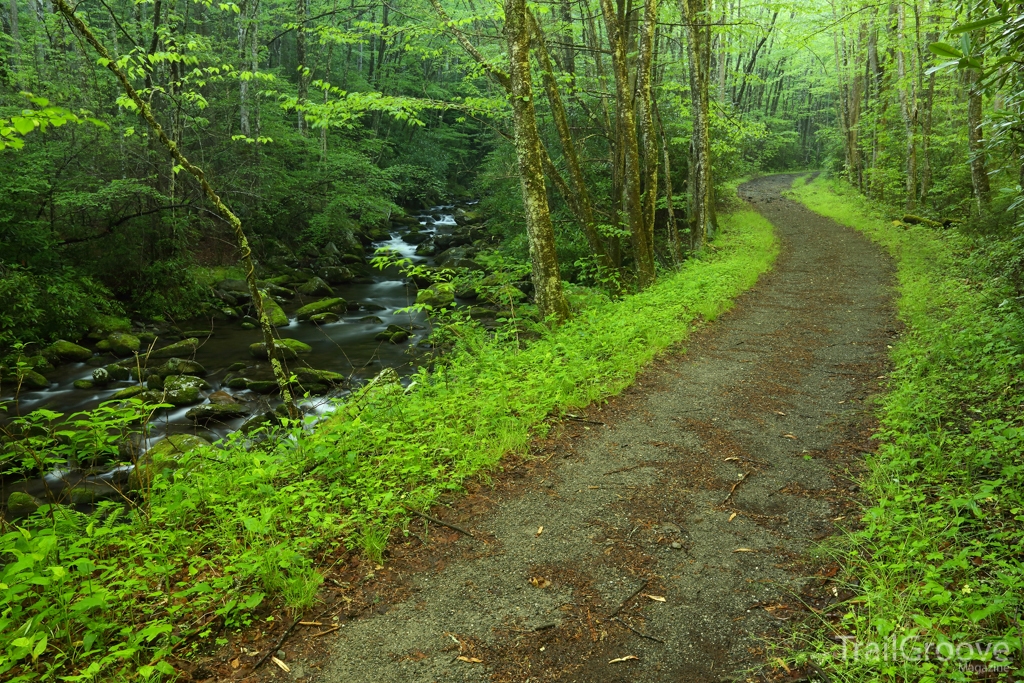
[[111, 385, 147, 400], [208, 390, 239, 404], [149, 338, 199, 359], [374, 324, 411, 344], [146, 375, 163, 390], [415, 241, 437, 257], [137, 331, 157, 345], [165, 375, 211, 393], [159, 358, 207, 376], [246, 379, 279, 394], [260, 282, 294, 299], [17, 369, 50, 390], [74, 379, 94, 390], [182, 329, 212, 339], [130, 434, 210, 488], [248, 338, 309, 360], [241, 322, 256, 330], [309, 312, 341, 325], [297, 276, 334, 297], [92, 367, 110, 386], [225, 376, 249, 390], [415, 284, 454, 308], [164, 386, 202, 406], [5, 491, 41, 518], [294, 368, 346, 385], [43, 340, 93, 364], [296, 297, 346, 321], [402, 231, 431, 245], [107, 332, 140, 356], [359, 315, 383, 324], [227, 361, 248, 372], [104, 363, 130, 381], [319, 266, 355, 284], [261, 294, 290, 327], [186, 402, 251, 422], [96, 339, 112, 352]]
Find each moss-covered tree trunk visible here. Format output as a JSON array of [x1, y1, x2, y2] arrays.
[[681, 0, 717, 249], [54, 0, 298, 417], [504, 0, 571, 323]]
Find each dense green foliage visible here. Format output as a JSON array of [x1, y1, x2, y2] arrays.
[[0, 207, 775, 681], [790, 177, 1024, 681]]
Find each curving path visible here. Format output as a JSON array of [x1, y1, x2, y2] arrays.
[[296, 174, 896, 682]]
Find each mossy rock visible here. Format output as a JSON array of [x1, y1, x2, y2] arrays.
[[227, 361, 248, 372], [146, 375, 164, 390], [104, 364, 131, 381], [261, 294, 290, 327], [261, 275, 292, 286], [309, 312, 340, 324], [149, 338, 199, 359], [297, 277, 334, 297], [415, 284, 454, 308], [17, 369, 50, 390], [389, 330, 410, 343], [186, 403, 251, 422], [130, 434, 210, 488], [294, 368, 346, 385], [248, 340, 304, 361], [181, 329, 213, 339], [241, 322, 257, 330], [92, 368, 110, 386], [137, 331, 157, 345], [225, 376, 249, 390], [6, 491, 41, 518], [164, 375, 211, 393], [159, 358, 207, 377], [359, 315, 384, 324], [108, 332, 140, 356], [74, 379, 94, 390], [164, 386, 202, 406], [296, 297, 346, 321], [112, 385, 147, 400], [96, 339, 112, 352], [246, 380, 279, 394], [44, 340, 93, 363]]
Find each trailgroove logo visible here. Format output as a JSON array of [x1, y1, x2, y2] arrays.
[[838, 635, 1013, 672]]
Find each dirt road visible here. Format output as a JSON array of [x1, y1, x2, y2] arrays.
[[297, 175, 895, 682]]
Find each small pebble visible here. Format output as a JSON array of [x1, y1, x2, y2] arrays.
[[276, 650, 286, 660], [671, 542, 682, 550]]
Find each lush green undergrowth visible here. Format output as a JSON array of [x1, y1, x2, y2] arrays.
[[789, 178, 1024, 681], [1, 209, 777, 681]]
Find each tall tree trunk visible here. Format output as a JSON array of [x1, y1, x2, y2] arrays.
[[681, 0, 717, 248], [895, 2, 917, 210], [528, 11, 611, 269], [7, 0, 19, 74], [601, 0, 656, 287], [966, 65, 990, 212], [654, 97, 682, 265], [296, 0, 308, 134], [54, 0, 298, 417], [636, 0, 658, 271], [505, 0, 570, 322]]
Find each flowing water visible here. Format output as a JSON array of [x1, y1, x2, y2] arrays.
[[1, 206, 468, 507]]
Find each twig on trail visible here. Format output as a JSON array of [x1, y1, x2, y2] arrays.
[[565, 414, 606, 425], [312, 625, 340, 637], [253, 613, 304, 671], [721, 471, 755, 506], [609, 579, 649, 618], [604, 463, 649, 476], [612, 616, 665, 643], [402, 504, 475, 538]]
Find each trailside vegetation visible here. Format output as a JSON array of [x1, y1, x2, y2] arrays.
[[789, 176, 1024, 682], [0, 208, 776, 680]]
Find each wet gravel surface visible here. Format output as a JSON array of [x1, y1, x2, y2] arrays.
[[254, 174, 896, 683]]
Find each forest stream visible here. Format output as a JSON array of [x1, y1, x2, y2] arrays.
[[0, 204, 481, 509]]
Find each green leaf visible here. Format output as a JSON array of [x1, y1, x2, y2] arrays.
[[928, 42, 963, 59], [11, 116, 36, 135], [950, 16, 1006, 34]]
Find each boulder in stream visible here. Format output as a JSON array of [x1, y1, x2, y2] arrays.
[[186, 402, 251, 422], [296, 297, 346, 321], [5, 491, 41, 518], [297, 276, 334, 297], [319, 265, 355, 284], [107, 332, 140, 356], [415, 284, 454, 308], [73, 379, 94, 390], [308, 312, 340, 324], [248, 338, 310, 360], [159, 358, 207, 376], [261, 294, 290, 327], [130, 434, 211, 488], [164, 374, 211, 393], [43, 340, 93, 364], [111, 385, 146, 400], [148, 337, 199, 359], [14, 369, 51, 390]]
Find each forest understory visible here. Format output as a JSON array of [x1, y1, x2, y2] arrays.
[[3, 0, 1024, 680]]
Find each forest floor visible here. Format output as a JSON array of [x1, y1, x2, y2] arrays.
[[241, 174, 897, 683]]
